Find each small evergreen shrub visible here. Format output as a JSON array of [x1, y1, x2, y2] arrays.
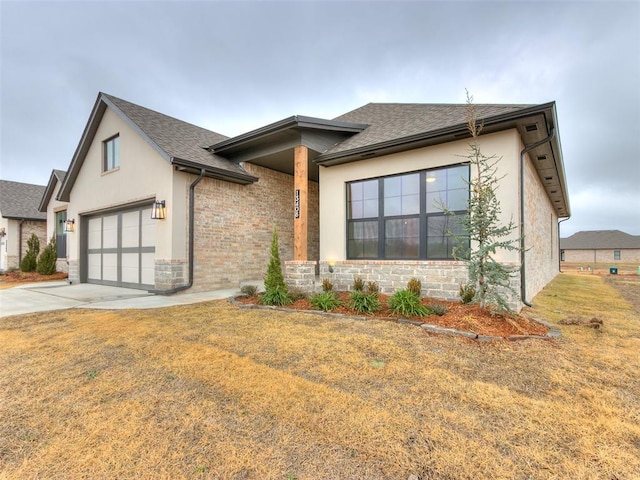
[[20, 233, 40, 272], [388, 289, 429, 317], [349, 290, 381, 314], [407, 278, 422, 297], [240, 284, 258, 296], [260, 287, 292, 306], [36, 236, 57, 275], [262, 227, 291, 306], [321, 278, 334, 292], [310, 291, 341, 312], [366, 281, 379, 294], [428, 302, 449, 316], [352, 277, 365, 292], [288, 287, 308, 301], [459, 284, 476, 304]]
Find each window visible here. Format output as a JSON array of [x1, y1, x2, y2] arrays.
[[346, 164, 469, 260], [614, 250, 621, 260], [561, 250, 565, 262], [55, 210, 67, 258], [103, 135, 120, 171]]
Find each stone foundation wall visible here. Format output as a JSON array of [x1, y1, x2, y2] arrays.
[[155, 259, 188, 290], [55, 259, 69, 274], [68, 260, 79, 284], [286, 260, 523, 311]]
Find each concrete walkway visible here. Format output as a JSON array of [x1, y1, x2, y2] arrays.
[[0, 281, 254, 318]]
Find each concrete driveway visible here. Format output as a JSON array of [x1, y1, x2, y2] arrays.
[[0, 281, 244, 318]]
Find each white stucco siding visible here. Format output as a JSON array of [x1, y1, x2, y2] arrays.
[[319, 129, 523, 264], [65, 107, 177, 263]]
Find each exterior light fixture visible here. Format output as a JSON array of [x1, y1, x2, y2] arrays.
[[328, 259, 336, 273], [64, 219, 75, 233], [151, 200, 166, 220], [0, 227, 5, 238]]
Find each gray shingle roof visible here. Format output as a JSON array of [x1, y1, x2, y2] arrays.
[[325, 103, 533, 155], [560, 230, 640, 250], [102, 94, 251, 176], [0, 180, 47, 220]]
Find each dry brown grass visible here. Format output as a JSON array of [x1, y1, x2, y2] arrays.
[[1, 273, 639, 479]]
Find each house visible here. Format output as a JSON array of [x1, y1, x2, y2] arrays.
[[43, 92, 569, 309], [0, 180, 47, 271], [560, 230, 640, 263], [38, 169, 69, 273]]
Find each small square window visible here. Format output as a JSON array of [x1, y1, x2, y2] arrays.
[[614, 250, 621, 261], [104, 135, 120, 171]]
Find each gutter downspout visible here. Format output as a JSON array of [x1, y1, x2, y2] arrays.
[[18, 219, 25, 266], [557, 217, 570, 272], [520, 127, 556, 307], [149, 168, 206, 295]]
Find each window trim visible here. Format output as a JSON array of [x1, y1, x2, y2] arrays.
[[103, 134, 120, 172], [345, 163, 470, 261]]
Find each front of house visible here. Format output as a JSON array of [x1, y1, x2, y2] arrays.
[[44, 93, 569, 310]]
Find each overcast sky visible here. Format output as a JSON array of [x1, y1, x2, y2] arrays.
[[1, 0, 639, 236]]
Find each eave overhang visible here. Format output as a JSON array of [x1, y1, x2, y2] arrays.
[[315, 102, 570, 218], [171, 157, 258, 185]]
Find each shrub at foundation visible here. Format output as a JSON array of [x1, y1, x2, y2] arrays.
[[20, 233, 40, 272], [261, 227, 291, 306], [36, 236, 57, 275]]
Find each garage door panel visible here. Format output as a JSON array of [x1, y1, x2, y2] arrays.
[[84, 205, 156, 289], [122, 211, 140, 248], [141, 253, 155, 285], [102, 215, 118, 249]]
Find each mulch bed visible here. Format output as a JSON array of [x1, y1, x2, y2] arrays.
[[0, 271, 68, 285], [236, 291, 550, 339]]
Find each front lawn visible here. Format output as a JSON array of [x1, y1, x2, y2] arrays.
[[1, 273, 639, 479]]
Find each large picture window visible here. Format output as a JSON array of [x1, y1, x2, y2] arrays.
[[347, 164, 469, 260]]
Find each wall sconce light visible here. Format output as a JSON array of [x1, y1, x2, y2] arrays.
[[151, 200, 166, 220], [328, 259, 336, 273], [0, 227, 5, 238], [64, 219, 75, 233]]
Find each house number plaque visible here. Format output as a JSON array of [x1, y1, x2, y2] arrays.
[[294, 189, 300, 219]]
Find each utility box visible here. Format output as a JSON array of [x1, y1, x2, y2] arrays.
[[609, 267, 618, 275]]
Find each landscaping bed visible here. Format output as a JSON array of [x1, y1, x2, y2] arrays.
[[0, 270, 68, 287], [235, 291, 550, 339]]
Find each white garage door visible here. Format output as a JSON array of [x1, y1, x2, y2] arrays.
[[86, 206, 155, 289]]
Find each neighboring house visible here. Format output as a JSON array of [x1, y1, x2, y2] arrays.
[[0, 180, 47, 271], [43, 92, 569, 310], [38, 169, 69, 273], [560, 230, 640, 263]]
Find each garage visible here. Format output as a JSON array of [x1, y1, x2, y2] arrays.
[[82, 205, 155, 289]]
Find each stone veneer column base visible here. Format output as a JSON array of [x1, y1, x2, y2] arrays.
[[68, 260, 80, 284], [56, 259, 69, 274], [155, 259, 188, 290], [285, 260, 318, 292]]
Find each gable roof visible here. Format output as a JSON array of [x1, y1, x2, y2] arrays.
[[58, 93, 258, 201], [38, 169, 67, 212], [0, 180, 47, 220], [560, 230, 640, 250], [324, 103, 532, 156]]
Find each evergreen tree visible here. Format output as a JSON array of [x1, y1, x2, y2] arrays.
[[453, 92, 522, 313], [20, 233, 40, 272], [261, 227, 291, 306], [36, 236, 57, 275]]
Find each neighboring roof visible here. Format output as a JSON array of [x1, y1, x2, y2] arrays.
[[58, 93, 257, 201], [38, 169, 67, 212], [324, 103, 532, 156], [560, 230, 640, 250], [0, 180, 47, 220]]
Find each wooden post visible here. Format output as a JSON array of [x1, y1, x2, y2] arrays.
[[294, 145, 308, 261]]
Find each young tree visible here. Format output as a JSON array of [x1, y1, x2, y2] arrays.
[[453, 92, 522, 313], [36, 236, 57, 275], [261, 226, 291, 306], [20, 233, 40, 272]]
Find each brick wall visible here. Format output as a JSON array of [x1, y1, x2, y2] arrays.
[[190, 163, 319, 292], [523, 154, 559, 301], [13, 220, 47, 270], [563, 249, 640, 263]]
